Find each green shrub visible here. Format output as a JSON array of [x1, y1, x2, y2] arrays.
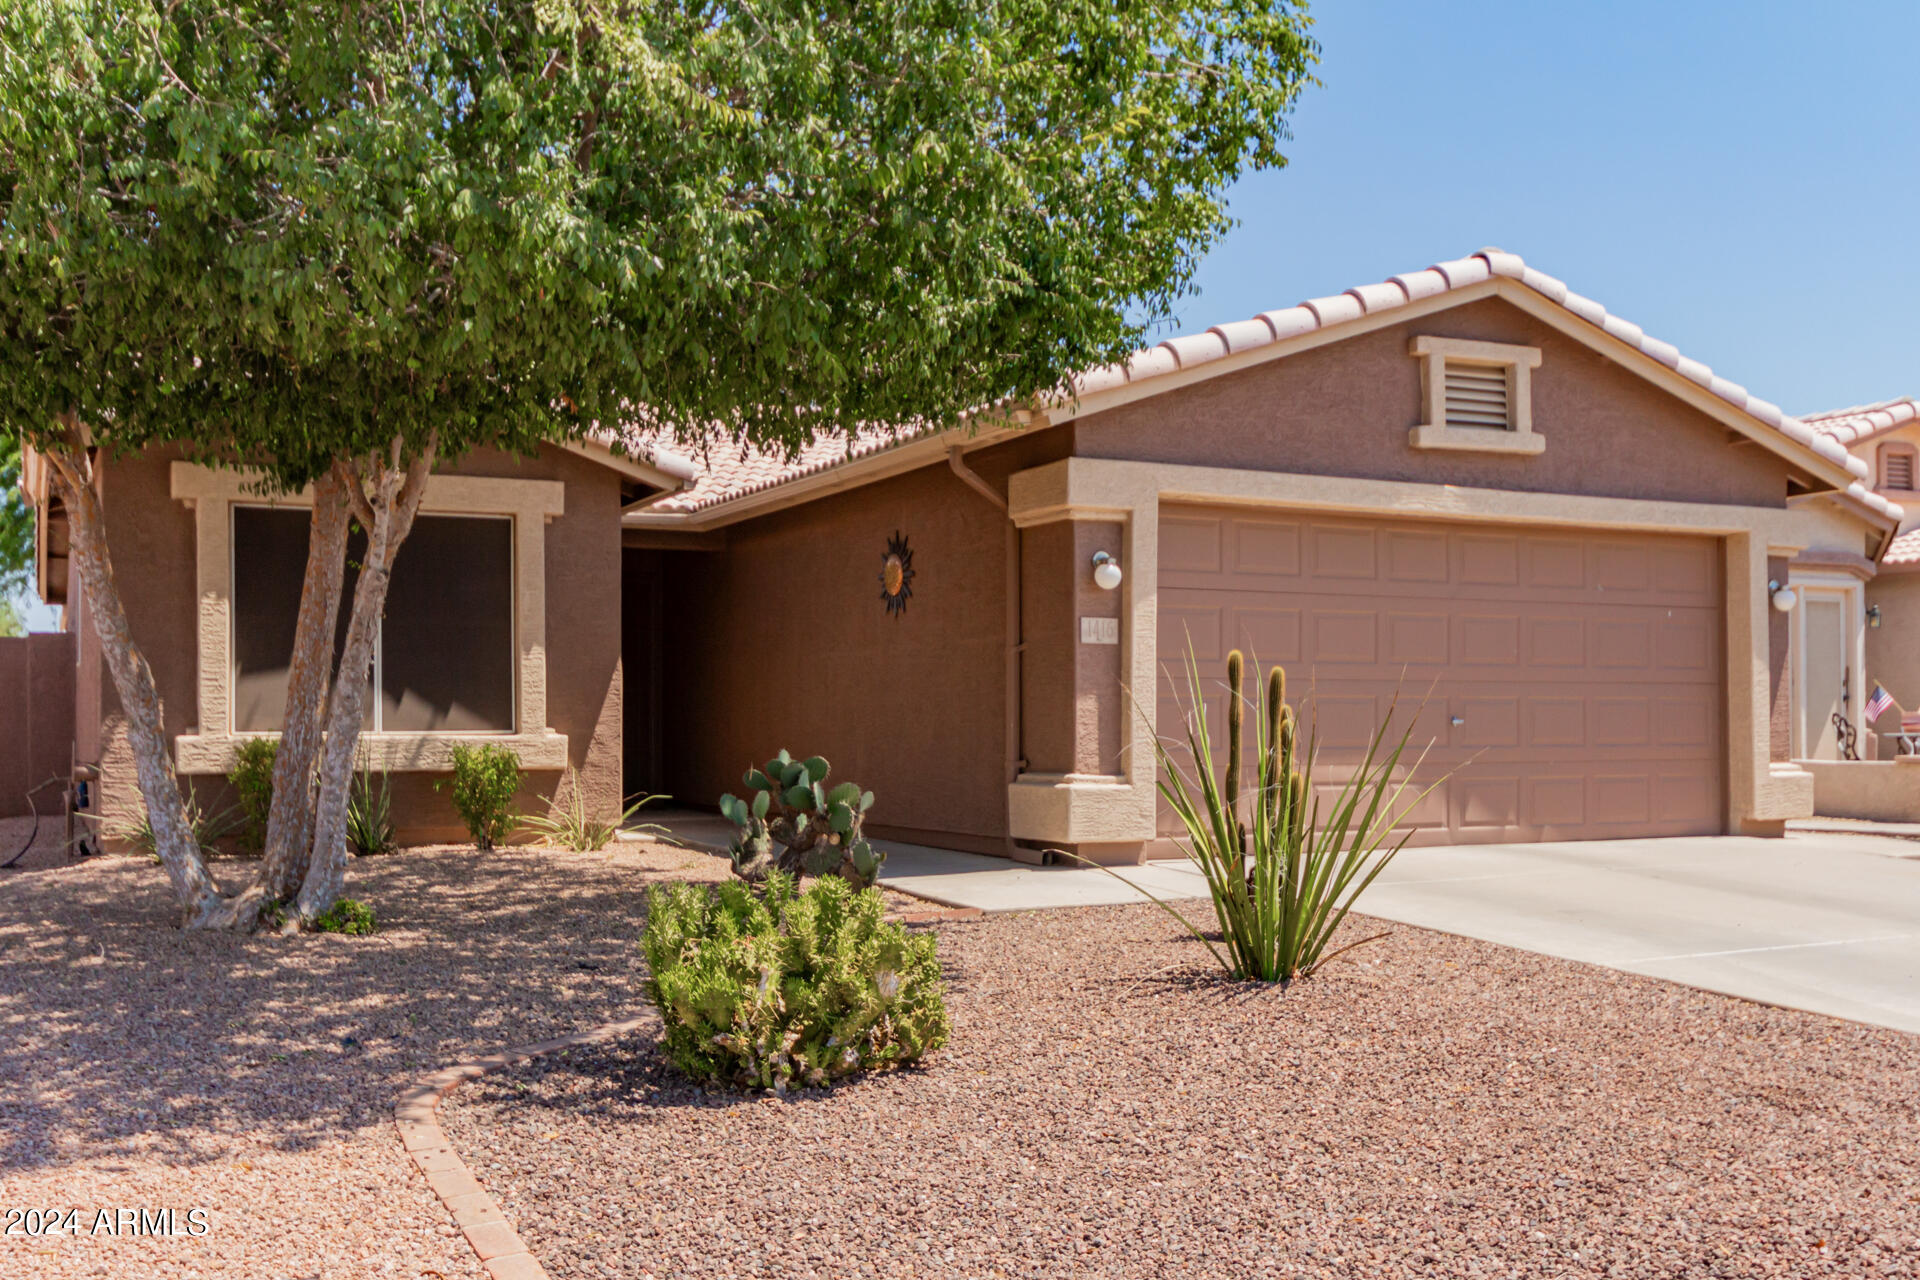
[[227, 738, 278, 854], [718, 750, 882, 887], [520, 766, 669, 852], [109, 782, 241, 861], [348, 765, 396, 856], [440, 744, 521, 851], [311, 898, 376, 935], [641, 873, 948, 1092], [1116, 646, 1438, 984]]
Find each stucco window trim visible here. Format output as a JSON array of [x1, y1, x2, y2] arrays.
[[1408, 334, 1544, 455], [1788, 571, 1866, 763], [168, 464, 567, 774], [1005, 456, 1871, 846]]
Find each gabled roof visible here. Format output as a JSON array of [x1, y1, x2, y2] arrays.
[[627, 249, 1898, 526], [1805, 397, 1920, 449]]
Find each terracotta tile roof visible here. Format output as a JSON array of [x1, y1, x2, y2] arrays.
[[634, 424, 938, 514], [1804, 397, 1920, 448], [1883, 527, 1920, 567], [630, 248, 1894, 522]]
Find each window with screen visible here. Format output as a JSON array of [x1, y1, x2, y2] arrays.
[[231, 506, 515, 733]]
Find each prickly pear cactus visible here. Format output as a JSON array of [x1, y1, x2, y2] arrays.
[[718, 750, 884, 888]]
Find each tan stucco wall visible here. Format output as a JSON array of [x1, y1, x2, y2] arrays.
[[661, 430, 1070, 851], [1866, 572, 1920, 728], [79, 442, 625, 846], [1805, 759, 1920, 822], [1072, 296, 1801, 509]]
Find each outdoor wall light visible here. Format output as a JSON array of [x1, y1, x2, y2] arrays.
[[1868, 603, 1883, 629], [1091, 551, 1123, 591], [1768, 580, 1797, 613]]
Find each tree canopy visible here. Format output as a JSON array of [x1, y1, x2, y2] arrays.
[[0, 0, 1318, 927], [1, 0, 1319, 474]]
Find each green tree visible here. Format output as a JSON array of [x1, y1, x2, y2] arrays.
[[0, 0, 1318, 929], [0, 430, 30, 609]]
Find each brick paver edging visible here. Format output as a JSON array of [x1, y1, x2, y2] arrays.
[[395, 1015, 652, 1280]]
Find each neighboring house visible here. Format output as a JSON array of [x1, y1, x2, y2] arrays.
[[18, 250, 1905, 858], [1807, 398, 1920, 756]]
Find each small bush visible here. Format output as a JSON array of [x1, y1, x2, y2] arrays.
[[348, 765, 396, 856], [311, 898, 376, 935], [110, 783, 241, 861], [440, 744, 521, 851], [641, 873, 948, 1092], [520, 767, 670, 852], [227, 738, 277, 853]]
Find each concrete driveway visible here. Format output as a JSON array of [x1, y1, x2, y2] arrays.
[[1360, 833, 1920, 1034]]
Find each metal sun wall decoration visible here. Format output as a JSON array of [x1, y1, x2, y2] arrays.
[[880, 531, 915, 617]]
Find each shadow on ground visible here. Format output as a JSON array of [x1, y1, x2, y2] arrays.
[[0, 826, 725, 1177]]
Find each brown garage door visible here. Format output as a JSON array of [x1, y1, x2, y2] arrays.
[[1156, 505, 1725, 845]]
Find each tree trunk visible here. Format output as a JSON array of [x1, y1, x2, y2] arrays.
[[259, 470, 349, 897], [214, 471, 352, 932], [294, 438, 435, 922], [44, 436, 226, 927]]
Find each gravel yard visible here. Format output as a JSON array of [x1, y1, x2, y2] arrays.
[[0, 817, 729, 1279], [7, 812, 1920, 1280], [443, 902, 1920, 1280]]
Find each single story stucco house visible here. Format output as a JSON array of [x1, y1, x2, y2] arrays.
[[19, 249, 1908, 860]]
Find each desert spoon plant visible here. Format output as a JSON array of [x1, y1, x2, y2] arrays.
[[1137, 646, 1439, 983]]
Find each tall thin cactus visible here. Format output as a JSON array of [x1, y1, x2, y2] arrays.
[[1121, 644, 1440, 983], [1224, 649, 1245, 855]]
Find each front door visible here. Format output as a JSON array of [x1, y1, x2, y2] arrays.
[[1801, 592, 1850, 759]]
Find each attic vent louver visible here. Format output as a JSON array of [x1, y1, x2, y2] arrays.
[[1884, 450, 1914, 490], [1407, 335, 1545, 456], [1443, 363, 1511, 430]]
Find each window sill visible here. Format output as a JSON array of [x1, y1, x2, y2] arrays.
[[175, 731, 570, 775], [1408, 425, 1546, 455]]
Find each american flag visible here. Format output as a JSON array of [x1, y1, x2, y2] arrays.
[[1866, 684, 1895, 725]]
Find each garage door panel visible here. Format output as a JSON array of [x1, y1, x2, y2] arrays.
[[1525, 537, 1587, 588], [1525, 616, 1587, 666], [1161, 515, 1224, 576], [1653, 694, 1714, 747], [1232, 519, 1301, 576], [1159, 601, 1224, 662], [1383, 611, 1449, 664], [1310, 611, 1377, 663], [1458, 534, 1521, 585], [1310, 524, 1378, 579], [1655, 616, 1714, 671], [1526, 776, 1587, 827], [1158, 504, 1724, 843], [1591, 618, 1652, 667], [1384, 531, 1448, 583], [1457, 613, 1521, 666], [1234, 607, 1301, 662]]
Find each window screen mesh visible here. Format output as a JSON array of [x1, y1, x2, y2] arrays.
[[230, 506, 512, 734], [380, 514, 514, 731]]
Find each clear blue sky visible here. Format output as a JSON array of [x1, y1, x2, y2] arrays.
[[10, 3, 1915, 630], [1167, 0, 1919, 418]]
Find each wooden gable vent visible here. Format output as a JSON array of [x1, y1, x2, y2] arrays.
[[1443, 362, 1512, 430]]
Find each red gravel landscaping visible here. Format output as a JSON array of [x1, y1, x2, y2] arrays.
[[441, 903, 1920, 1280], [0, 818, 730, 1280]]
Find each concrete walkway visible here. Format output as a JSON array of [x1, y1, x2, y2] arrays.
[[642, 811, 1920, 1034]]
